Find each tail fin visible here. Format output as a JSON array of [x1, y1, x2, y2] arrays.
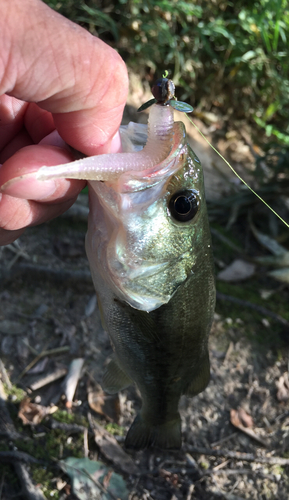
[[125, 413, 182, 451]]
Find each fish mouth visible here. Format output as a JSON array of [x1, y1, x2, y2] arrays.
[[117, 121, 187, 193]]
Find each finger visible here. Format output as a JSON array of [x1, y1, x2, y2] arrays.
[[24, 103, 55, 143], [1, 0, 128, 155], [0, 226, 25, 246], [0, 95, 28, 151], [0, 191, 79, 231], [0, 144, 86, 202], [0, 127, 33, 164]]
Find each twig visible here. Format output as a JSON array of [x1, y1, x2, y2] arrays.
[[216, 291, 289, 327], [49, 419, 89, 434], [0, 359, 12, 390], [223, 342, 234, 364], [62, 358, 84, 408], [211, 432, 238, 447], [6, 241, 30, 270], [84, 427, 89, 458], [18, 347, 70, 380], [0, 380, 27, 441], [29, 367, 67, 391], [14, 462, 46, 500], [275, 410, 289, 423], [1, 263, 92, 285], [22, 340, 40, 356], [0, 451, 41, 464], [188, 445, 289, 465], [204, 468, 277, 481]]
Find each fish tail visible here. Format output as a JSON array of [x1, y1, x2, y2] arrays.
[[125, 413, 182, 451]]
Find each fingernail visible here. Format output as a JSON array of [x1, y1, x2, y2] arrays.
[[0, 174, 57, 200], [109, 131, 122, 153]]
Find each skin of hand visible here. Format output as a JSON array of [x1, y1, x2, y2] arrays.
[[0, 0, 128, 246]]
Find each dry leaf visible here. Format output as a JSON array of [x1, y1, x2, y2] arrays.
[[89, 416, 138, 475], [236, 407, 254, 428], [218, 259, 255, 282], [88, 383, 120, 423], [276, 373, 289, 401], [18, 397, 50, 425], [0, 320, 27, 335], [85, 295, 97, 317], [230, 408, 266, 446], [250, 223, 288, 257], [268, 267, 289, 284], [62, 358, 84, 408]]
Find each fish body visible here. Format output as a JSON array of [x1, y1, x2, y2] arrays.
[[85, 111, 215, 450], [37, 101, 215, 450]]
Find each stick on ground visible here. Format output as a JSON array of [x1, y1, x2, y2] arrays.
[[188, 445, 289, 466], [14, 463, 46, 500]]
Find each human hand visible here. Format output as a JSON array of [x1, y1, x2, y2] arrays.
[[0, 0, 128, 245]]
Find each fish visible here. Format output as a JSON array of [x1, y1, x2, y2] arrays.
[[36, 84, 215, 450]]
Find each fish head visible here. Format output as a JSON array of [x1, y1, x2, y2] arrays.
[[86, 121, 211, 312]]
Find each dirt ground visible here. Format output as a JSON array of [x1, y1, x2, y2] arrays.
[[0, 99, 289, 500]]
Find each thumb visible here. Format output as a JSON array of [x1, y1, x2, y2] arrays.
[[1, 0, 128, 155]]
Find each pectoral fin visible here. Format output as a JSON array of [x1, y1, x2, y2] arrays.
[[102, 357, 132, 394], [125, 413, 182, 451], [184, 353, 210, 397]]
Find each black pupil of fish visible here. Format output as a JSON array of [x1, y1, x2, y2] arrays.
[[175, 195, 191, 214], [169, 191, 199, 222]]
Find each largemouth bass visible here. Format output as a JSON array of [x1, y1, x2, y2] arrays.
[[37, 80, 215, 450]]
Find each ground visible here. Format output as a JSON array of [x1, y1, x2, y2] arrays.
[[0, 96, 289, 500]]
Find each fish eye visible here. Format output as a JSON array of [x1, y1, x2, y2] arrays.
[[168, 190, 199, 222]]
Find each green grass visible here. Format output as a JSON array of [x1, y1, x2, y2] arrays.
[[43, 0, 289, 147]]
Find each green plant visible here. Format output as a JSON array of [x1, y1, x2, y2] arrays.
[[43, 0, 289, 141]]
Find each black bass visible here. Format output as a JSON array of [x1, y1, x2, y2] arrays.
[[36, 80, 215, 450]]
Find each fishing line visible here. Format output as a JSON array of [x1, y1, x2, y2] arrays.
[[184, 113, 289, 229]]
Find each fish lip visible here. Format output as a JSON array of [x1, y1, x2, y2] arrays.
[[118, 121, 187, 193]]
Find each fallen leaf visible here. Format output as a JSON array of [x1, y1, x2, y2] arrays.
[[85, 295, 97, 317], [255, 253, 289, 267], [268, 267, 289, 284], [250, 223, 288, 256], [59, 456, 128, 500], [0, 320, 27, 335], [218, 259, 255, 282], [235, 407, 254, 428], [89, 416, 138, 475], [230, 409, 267, 446], [276, 373, 289, 402], [18, 397, 51, 425], [87, 383, 120, 423], [27, 357, 49, 375]]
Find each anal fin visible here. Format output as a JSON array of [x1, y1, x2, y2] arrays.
[[102, 357, 132, 394]]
